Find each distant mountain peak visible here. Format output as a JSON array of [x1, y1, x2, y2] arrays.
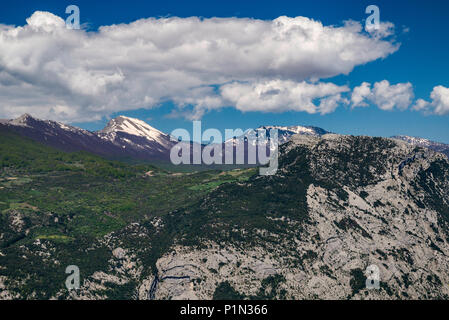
[[258, 125, 329, 136], [18, 113, 34, 119], [97, 116, 175, 157], [1, 114, 175, 161], [225, 124, 329, 146], [392, 135, 446, 147], [9, 113, 37, 126], [100, 115, 166, 141], [392, 135, 449, 158]]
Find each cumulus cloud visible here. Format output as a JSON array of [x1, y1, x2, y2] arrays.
[[366, 21, 396, 39], [412, 85, 449, 115], [220, 80, 349, 115], [351, 82, 371, 107], [351, 80, 414, 111], [372, 80, 414, 111], [431, 86, 449, 115], [26, 11, 66, 31], [412, 99, 429, 112], [0, 11, 399, 122]]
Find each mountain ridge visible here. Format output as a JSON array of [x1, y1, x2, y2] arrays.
[[391, 135, 449, 158], [0, 114, 174, 161], [1, 114, 448, 162]]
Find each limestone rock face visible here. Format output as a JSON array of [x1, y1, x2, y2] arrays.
[[149, 135, 449, 300]]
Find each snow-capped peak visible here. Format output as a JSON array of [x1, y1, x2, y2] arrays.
[[392, 135, 447, 148], [98, 115, 173, 149], [392, 135, 449, 158], [225, 125, 329, 145], [9, 113, 36, 127], [259, 125, 328, 136], [101, 116, 164, 138]]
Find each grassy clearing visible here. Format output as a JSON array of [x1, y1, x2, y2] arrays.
[[1, 176, 32, 188], [36, 234, 74, 243], [188, 168, 257, 191]]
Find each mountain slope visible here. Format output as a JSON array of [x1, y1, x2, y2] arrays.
[[97, 116, 176, 160], [0, 114, 127, 158], [392, 135, 449, 158], [0, 114, 177, 162], [0, 129, 256, 299]]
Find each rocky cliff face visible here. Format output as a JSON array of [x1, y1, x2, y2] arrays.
[[147, 134, 449, 300]]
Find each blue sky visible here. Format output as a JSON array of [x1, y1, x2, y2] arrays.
[[1, 0, 448, 142]]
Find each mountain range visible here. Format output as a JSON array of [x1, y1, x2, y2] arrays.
[[0, 114, 175, 162], [1, 114, 448, 163]]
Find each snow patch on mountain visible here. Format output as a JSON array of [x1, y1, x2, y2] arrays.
[[7, 114, 95, 136], [392, 135, 449, 158], [225, 125, 329, 146], [98, 116, 173, 148]]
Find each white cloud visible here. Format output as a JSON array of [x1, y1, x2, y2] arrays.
[[318, 94, 349, 115], [220, 80, 349, 114], [372, 80, 414, 111], [26, 11, 66, 31], [430, 86, 449, 115], [367, 21, 396, 39], [0, 11, 399, 122], [351, 80, 414, 111], [412, 85, 449, 115], [412, 99, 429, 112], [351, 82, 371, 107]]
